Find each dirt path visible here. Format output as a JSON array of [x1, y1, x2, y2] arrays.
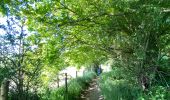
[[80, 78, 104, 100]]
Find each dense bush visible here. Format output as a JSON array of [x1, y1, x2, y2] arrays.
[[99, 71, 141, 100], [99, 71, 170, 100], [9, 91, 40, 100], [41, 71, 96, 100], [138, 86, 170, 100]]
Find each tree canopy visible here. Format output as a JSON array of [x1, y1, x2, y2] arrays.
[[0, 0, 170, 100]]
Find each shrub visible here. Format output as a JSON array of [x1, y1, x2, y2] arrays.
[[99, 71, 141, 100], [50, 87, 65, 100], [99, 71, 170, 100], [9, 91, 40, 100], [138, 86, 170, 100]]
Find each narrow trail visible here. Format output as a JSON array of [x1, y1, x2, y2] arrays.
[[80, 78, 104, 100]]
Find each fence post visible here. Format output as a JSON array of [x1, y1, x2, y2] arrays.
[[76, 71, 78, 78], [65, 73, 68, 100], [57, 76, 59, 88], [83, 70, 85, 76]]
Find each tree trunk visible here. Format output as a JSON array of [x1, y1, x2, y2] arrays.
[[139, 33, 159, 90], [18, 75, 24, 100], [0, 78, 10, 100]]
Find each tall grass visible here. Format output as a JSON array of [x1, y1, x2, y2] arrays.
[[99, 71, 141, 100], [41, 71, 96, 100]]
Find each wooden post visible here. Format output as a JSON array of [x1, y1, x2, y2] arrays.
[[57, 76, 59, 88], [65, 73, 68, 100], [0, 86, 2, 100], [83, 70, 85, 76], [65, 73, 68, 93], [76, 71, 78, 78]]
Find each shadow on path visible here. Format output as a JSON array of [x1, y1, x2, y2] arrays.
[[80, 78, 104, 100]]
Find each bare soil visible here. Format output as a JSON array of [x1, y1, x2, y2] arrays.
[[80, 78, 104, 100]]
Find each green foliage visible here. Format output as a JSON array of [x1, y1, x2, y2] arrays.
[[137, 86, 170, 100], [67, 80, 82, 99], [1, 0, 170, 100], [9, 91, 40, 100], [99, 70, 170, 100], [49, 87, 65, 100], [99, 70, 141, 100]]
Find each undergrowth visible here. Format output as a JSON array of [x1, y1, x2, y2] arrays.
[[99, 70, 170, 100]]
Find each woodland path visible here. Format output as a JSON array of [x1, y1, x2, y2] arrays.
[[80, 77, 104, 100]]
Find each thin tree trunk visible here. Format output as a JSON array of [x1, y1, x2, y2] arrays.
[[0, 79, 9, 100]]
